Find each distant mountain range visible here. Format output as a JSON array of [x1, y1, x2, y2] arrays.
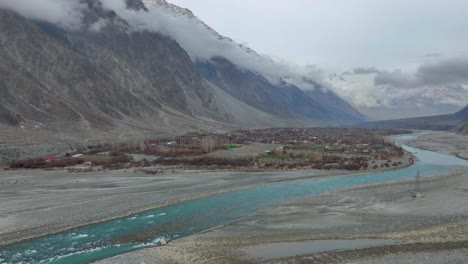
[[0, 0, 364, 138], [360, 106, 468, 133], [328, 73, 467, 120]]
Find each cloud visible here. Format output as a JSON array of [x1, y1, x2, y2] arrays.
[[423, 52, 441, 58], [374, 69, 421, 88], [0, 0, 326, 91], [351, 67, 381, 75], [416, 58, 468, 86], [374, 57, 468, 88], [343, 67, 380, 75], [0, 0, 86, 29], [327, 58, 468, 110], [98, 0, 326, 89]]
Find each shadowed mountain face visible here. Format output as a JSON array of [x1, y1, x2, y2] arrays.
[[359, 106, 468, 131], [195, 57, 327, 121], [303, 89, 365, 123], [0, 5, 223, 134], [196, 57, 364, 124], [0, 0, 365, 137], [0, 9, 117, 129], [39, 0, 218, 117]]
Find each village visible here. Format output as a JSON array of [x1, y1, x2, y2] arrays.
[[6, 127, 413, 173]]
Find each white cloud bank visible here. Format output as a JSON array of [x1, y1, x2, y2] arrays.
[[331, 58, 468, 111], [99, 0, 327, 90], [0, 0, 86, 29]]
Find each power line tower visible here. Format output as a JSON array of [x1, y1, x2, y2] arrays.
[[413, 168, 423, 198]]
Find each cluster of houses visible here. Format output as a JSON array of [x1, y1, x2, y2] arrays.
[[130, 127, 403, 158]]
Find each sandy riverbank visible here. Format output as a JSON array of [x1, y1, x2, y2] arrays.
[[406, 131, 468, 159], [0, 168, 353, 247], [96, 168, 468, 264]]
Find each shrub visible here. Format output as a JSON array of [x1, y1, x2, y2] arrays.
[[9, 158, 84, 169], [153, 157, 253, 167]]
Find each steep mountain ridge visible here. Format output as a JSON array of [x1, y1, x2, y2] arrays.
[[0, 6, 218, 133], [141, 0, 258, 54], [304, 89, 365, 122], [196, 57, 328, 121], [142, 0, 364, 124], [0, 3, 291, 136], [142, 0, 219, 35]]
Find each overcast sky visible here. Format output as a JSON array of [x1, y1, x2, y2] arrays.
[[170, 0, 468, 73]]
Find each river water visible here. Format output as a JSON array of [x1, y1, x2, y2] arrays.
[[1, 133, 467, 264]]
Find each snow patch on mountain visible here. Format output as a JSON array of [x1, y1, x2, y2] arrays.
[[327, 72, 468, 119]]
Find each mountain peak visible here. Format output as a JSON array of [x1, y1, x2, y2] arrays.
[[142, 0, 221, 38], [126, 0, 149, 11], [328, 73, 346, 82]]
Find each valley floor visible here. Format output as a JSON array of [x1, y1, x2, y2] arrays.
[[2, 131, 467, 263]]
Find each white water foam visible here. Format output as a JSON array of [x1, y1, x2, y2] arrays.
[[24, 249, 37, 256], [133, 236, 168, 249], [71, 234, 89, 240]]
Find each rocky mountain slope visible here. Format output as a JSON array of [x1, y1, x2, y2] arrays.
[[141, 0, 258, 54], [142, 0, 364, 124], [0, 0, 364, 140], [0, 2, 287, 137]]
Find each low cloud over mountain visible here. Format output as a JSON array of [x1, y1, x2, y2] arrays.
[[330, 57, 468, 119], [2, 0, 329, 91], [374, 57, 468, 88], [0, 0, 86, 29]]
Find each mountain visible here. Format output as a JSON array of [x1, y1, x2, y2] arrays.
[[328, 73, 466, 120], [303, 88, 365, 122], [142, 0, 220, 37], [0, 3, 283, 136], [0, 0, 364, 140], [359, 106, 468, 131], [195, 58, 325, 120], [141, 0, 258, 55], [142, 0, 364, 124]]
